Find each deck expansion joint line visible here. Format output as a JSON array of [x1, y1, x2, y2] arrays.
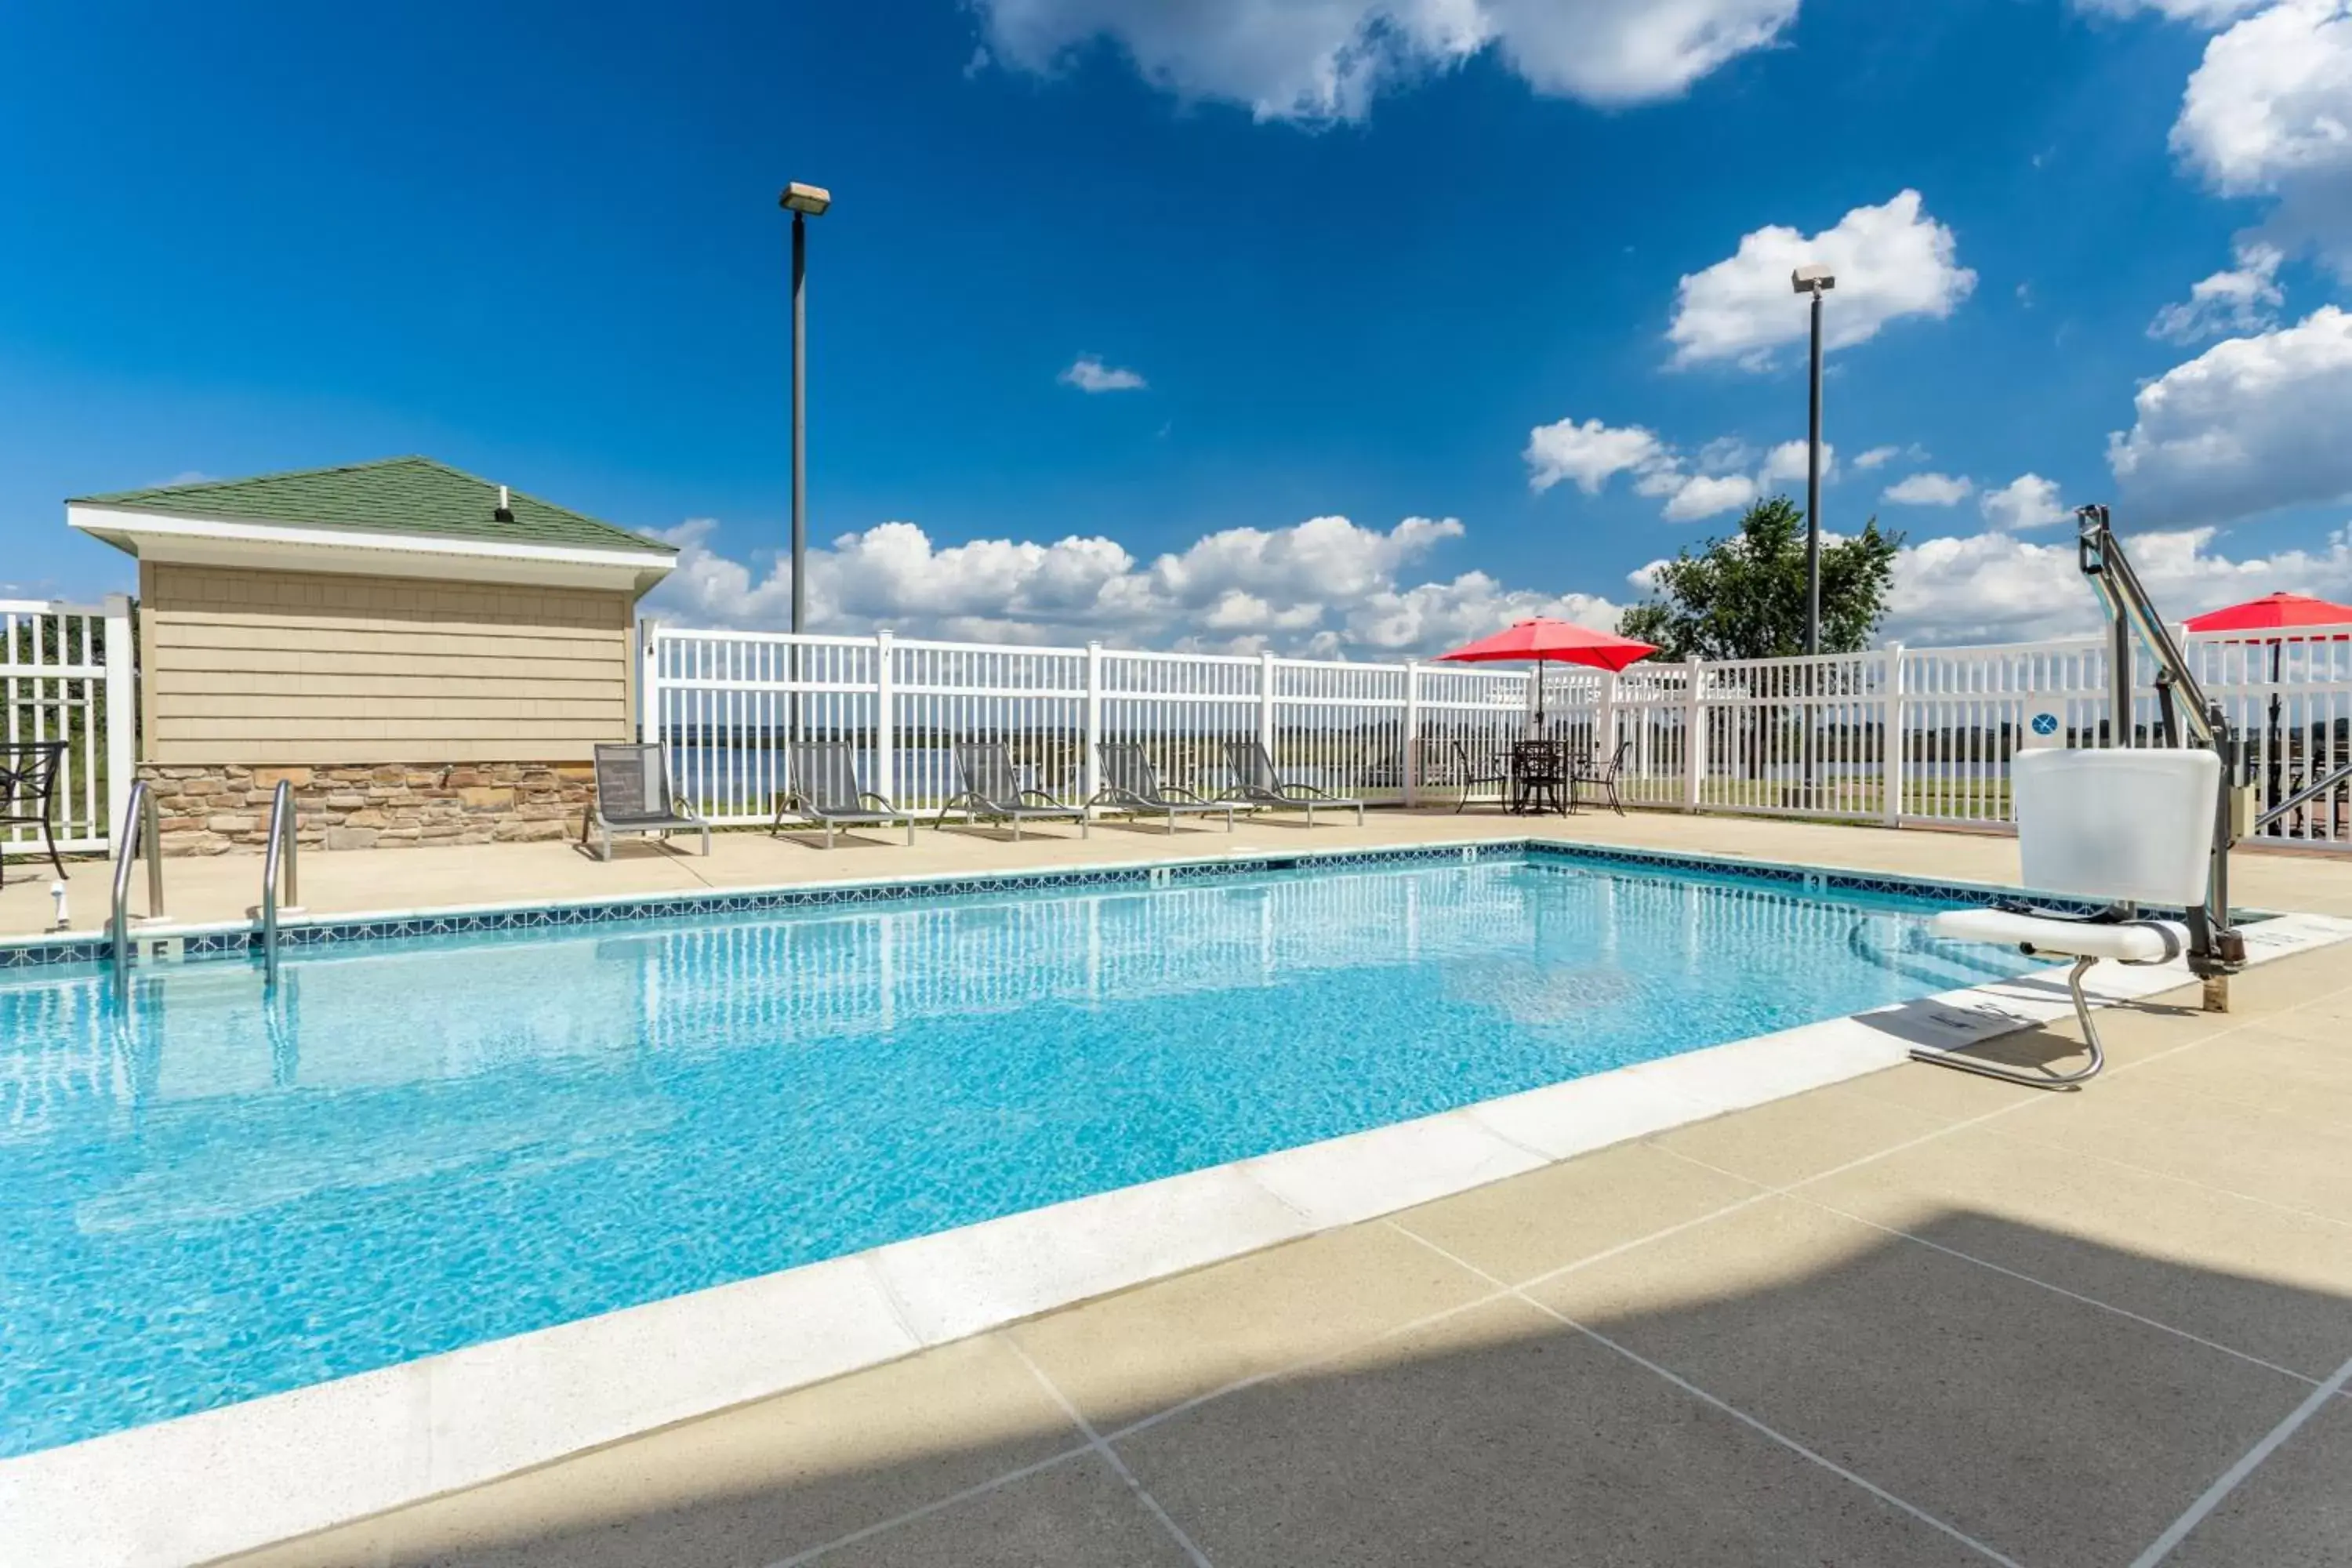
[[1379, 1222, 2028, 1568], [1004, 1338, 1216, 1568], [1645, 1142, 2336, 1395], [2127, 1348, 2352, 1568]]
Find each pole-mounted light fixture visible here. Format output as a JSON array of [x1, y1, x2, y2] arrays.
[[779, 181, 832, 216]]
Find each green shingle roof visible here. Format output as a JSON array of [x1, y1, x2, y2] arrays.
[[74, 456, 673, 556]]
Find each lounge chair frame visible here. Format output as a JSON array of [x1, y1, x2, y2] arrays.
[[583, 742, 711, 862], [1219, 739, 1364, 827], [774, 740, 918, 848], [1089, 742, 1235, 833], [937, 742, 1089, 840]]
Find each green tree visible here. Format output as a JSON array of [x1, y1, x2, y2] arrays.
[[1617, 495, 1902, 662]]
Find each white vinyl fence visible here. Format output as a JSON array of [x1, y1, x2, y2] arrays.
[[641, 619, 2352, 851], [2, 597, 134, 862]]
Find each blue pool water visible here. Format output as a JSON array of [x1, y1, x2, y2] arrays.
[[0, 853, 2031, 1456]]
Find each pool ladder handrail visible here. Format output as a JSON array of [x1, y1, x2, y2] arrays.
[[262, 778, 299, 988], [108, 779, 165, 1000]]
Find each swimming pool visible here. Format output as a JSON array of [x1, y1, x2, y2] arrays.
[[1, 848, 2034, 1457]]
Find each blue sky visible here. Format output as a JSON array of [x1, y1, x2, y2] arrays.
[[5, 0, 2351, 650]]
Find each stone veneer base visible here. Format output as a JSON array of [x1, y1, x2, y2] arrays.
[[137, 761, 596, 855]]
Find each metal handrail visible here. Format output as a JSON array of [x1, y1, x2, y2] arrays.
[[2256, 757, 2352, 833], [262, 778, 299, 988], [108, 780, 164, 1000]]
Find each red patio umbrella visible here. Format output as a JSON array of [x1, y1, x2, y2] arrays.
[[1436, 619, 1657, 726], [2183, 592, 2352, 633], [2183, 593, 2352, 807]]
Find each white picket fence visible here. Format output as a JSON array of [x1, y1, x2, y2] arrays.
[[2, 597, 135, 862], [641, 619, 2352, 850]]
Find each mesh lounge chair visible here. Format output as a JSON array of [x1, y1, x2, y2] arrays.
[[1090, 742, 1235, 833], [1220, 740, 1364, 827], [0, 740, 68, 887], [938, 742, 1089, 840], [583, 742, 710, 862], [775, 741, 917, 848], [1571, 737, 1635, 816]]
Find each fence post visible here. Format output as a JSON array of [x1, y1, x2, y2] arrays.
[[1403, 659, 1422, 808], [637, 618, 659, 744], [1682, 659, 1707, 812], [1258, 649, 1278, 759], [1595, 669, 1619, 758], [102, 593, 135, 841], [1083, 641, 1104, 802], [873, 630, 895, 801], [1880, 642, 1905, 828]]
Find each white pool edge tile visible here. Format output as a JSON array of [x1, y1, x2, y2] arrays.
[[6, 911, 2346, 1568]]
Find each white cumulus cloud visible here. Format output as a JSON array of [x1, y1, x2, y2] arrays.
[[1882, 524, 2352, 645], [1978, 474, 2070, 531], [1059, 354, 1147, 392], [1528, 416, 1835, 521], [1882, 472, 1973, 506], [642, 511, 1621, 656], [2172, 0, 2352, 274], [1661, 473, 1762, 521], [972, 0, 1800, 124], [2108, 305, 2352, 524], [2149, 239, 2286, 341], [1524, 416, 1670, 495], [1759, 438, 1833, 484], [1667, 191, 1977, 369]]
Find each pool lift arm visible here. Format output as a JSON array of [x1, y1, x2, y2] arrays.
[[2075, 506, 2248, 1005]]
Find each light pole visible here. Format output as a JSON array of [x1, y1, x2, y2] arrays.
[[780, 180, 830, 746], [1791, 264, 1835, 809], [1790, 264, 1835, 656], [781, 181, 832, 637]]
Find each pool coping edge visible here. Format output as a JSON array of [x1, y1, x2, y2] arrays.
[[0, 833, 2203, 971]]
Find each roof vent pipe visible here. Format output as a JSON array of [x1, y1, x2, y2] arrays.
[[494, 484, 514, 523]]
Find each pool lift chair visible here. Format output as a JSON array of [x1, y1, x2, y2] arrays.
[[1915, 506, 2250, 1090]]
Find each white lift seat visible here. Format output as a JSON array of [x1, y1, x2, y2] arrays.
[[1918, 748, 2220, 1089], [1929, 909, 2187, 965]]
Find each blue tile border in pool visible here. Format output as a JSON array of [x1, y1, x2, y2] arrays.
[[1, 835, 2232, 972]]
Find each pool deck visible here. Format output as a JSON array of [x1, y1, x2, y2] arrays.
[[8, 809, 2352, 1567], [9, 804, 2352, 942]]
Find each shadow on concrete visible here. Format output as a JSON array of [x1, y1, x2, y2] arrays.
[[1851, 978, 2202, 1082], [218, 1210, 2350, 1568]]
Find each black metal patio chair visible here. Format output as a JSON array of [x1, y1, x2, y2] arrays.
[[1446, 738, 1509, 814], [1509, 739, 1571, 816], [1572, 736, 1635, 816], [0, 739, 69, 887]]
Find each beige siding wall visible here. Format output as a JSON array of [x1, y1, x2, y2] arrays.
[[140, 562, 635, 764]]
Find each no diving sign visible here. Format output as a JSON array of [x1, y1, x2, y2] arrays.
[[2021, 708, 2065, 749]]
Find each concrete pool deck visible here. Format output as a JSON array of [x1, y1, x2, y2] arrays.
[[213, 943, 2352, 1568], [9, 804, 2352, 942], [7, 810, 2350, 1565]]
